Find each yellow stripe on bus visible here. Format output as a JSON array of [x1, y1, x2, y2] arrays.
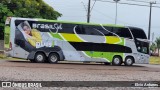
[[106, 36, 121, 44], [60, 33, 122, 44], [60, 33, 83, 42]]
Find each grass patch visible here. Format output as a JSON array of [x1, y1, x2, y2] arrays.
[[150, 56, 160, 64], [0, 51, 6, 59], [0, 53, 6, 59], [0, 52, 23, 60]]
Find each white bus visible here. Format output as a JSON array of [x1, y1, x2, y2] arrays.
[[4, 17, 150, 66]]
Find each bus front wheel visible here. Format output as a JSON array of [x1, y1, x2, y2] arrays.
[[124, 56, 134, 66], [112, 56, 122, 66]]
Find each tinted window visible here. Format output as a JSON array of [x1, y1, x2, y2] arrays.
[[135, 40, 149, 54], [112, 27, 132, 39], [77, 25, 133, 38], [130, 28, 147, 39], [60, 23, 75, 33], [84, 25, 103, 36], [75, 25, 103, 36], [93, 26, 113, 36]]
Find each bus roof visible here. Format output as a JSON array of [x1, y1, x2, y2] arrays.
[[11, 17, 125, 28], [39, 19, 124, 28]]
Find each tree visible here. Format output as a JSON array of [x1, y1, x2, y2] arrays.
[[150, 43, 156, 53], [0, 3, 13, 40], [1, 0, 62, 19], [0, 0, 62, 40], [155, 37, 160, 56]]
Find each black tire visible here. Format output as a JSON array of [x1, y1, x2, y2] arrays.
[[30, 59, 35, 63], [104, 62, 111, 65], [112, 56, 122, 66], [35, 52, 46, 63], [124, 57, 134, 66], [48, 53, 59, 64]]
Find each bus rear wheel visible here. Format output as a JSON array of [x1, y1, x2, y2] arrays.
[[48, 53, 59, 64], [35, 52, 46, 63], [124, 57, 134, 66], [112, 56, 122, 66]]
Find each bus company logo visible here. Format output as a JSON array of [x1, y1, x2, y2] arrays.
[[32, 23, 62, 30], [2, 82, 12, 87]]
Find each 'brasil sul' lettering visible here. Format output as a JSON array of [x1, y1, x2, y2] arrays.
[[32, 23, 62, 33]]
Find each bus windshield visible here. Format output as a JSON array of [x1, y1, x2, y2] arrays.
[[129, 27, 149, 54], [130, 28, 147, 39]]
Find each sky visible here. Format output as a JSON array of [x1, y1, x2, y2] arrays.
[[43, 0, 160, 41]]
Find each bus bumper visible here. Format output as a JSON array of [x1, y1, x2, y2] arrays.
[[134, 54, 150, 64]]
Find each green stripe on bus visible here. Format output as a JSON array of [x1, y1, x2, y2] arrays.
[[84, 51, 124, 62], [50, 33, 63, 40]]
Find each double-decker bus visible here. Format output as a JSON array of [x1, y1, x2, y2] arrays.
[[4, 17, 150, 66]]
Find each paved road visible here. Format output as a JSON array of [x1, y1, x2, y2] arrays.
[[0, 60, 160, 81]]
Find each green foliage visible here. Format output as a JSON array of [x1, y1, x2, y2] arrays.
[[150, 43, 156, 51], [155, 37, 160, 49], [0, 3, 13, 26], [0, 3, 13, 40], [2, 0, 62, 19], [155, 37, 160, 56], [0, 0, 62, 40]]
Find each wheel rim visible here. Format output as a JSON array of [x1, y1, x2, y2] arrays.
[[50, 55, 57, 62], [36, 54, 43, 61], [114, 58, 120, 65], [126, 58, 132, 65]]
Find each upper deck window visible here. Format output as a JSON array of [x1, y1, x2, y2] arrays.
[[112, 27, 132, 39]]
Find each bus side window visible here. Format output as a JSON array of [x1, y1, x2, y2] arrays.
[[112, 27, 132, 39], [75, 25, 86, 34], [81, 26, 86, 34], [92, 26, 113, 36], [101, 26, 113, 36], [83, 25, 102, 36], [75, 25, 81, 34]]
